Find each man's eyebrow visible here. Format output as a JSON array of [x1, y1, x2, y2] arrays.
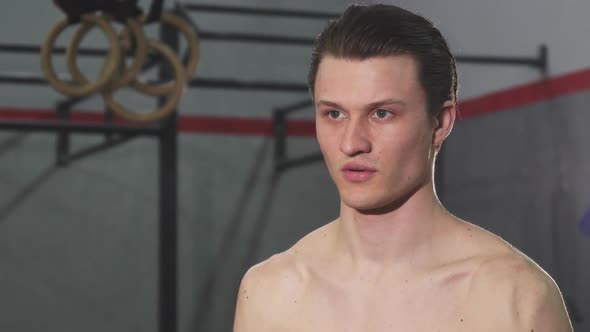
[[316, 100, 343, 109], [366, 98, 406, 109], [316, 99, 406, 110]]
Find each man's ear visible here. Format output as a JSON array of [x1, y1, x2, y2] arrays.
[[433, 101, 456, 147]]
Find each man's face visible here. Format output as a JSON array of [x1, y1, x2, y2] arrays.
[[314, 55, 436, 212]]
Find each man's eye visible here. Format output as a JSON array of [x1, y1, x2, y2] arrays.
[[328, 110, 343, 119], [373, 109, 393, 119]]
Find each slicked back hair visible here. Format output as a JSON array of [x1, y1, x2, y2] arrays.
[[308, 4, 458, 116]]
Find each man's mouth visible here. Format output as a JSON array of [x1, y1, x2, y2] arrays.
[[341, 162, 376, 182]]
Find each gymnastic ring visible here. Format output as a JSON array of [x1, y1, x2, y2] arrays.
[[103, 39, 185, 123], [121, 12, 200, 96], [40, 14, 121, 97], [67, 17, 146, 90]]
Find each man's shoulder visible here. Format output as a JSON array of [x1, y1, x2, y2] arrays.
[[241, 250, 305, 294], [468, 251, 553, 295], [234, 250, 306, 331], [245, 222, 333, 277], [239, 222, 333, 300], [442, 220, 572, 331], [234, 224, 333, 331], [464, 251, 572, 331], [459, 223, 560, 299]]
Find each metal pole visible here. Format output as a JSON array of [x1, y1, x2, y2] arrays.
[[55, 101, 71, 166], [273, 109, 286, 171], [0, 43, 108, 56], [455, 54, 543, 68], [158, 12, 180, 332], [0, 120, 161, 135], [188, 78, 309, 92], [199, 31, 315, 45], [183, 3, 338, 19], [158, 106, 178, 332]]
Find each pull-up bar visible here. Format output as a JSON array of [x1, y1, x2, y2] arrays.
[[183, 3, 338, 20]]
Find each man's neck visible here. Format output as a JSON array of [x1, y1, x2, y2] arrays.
[[334, 182, 454, 277]]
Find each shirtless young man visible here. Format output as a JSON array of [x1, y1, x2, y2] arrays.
[[234, 4, 573, 332]]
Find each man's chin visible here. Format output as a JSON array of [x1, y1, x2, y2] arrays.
[[341, 196, 392, 213], [341, 190, 415, 215]]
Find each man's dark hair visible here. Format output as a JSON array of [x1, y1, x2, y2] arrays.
[[308, 4, 458, 116]]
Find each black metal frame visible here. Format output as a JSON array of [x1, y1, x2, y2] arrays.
[[157, 17, 180, 332], [184, 3, 338, 19], [0, 4, 316, 332], [0, 56, 310, 93], [0, 7, 184, 332]]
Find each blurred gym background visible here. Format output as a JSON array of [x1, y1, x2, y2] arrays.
[[0, 0, 588, 331]]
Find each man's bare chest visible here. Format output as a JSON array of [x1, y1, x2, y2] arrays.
[[279, 277, 471, 332]]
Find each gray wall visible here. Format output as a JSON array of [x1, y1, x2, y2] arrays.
[[0, 0, 588, 331]]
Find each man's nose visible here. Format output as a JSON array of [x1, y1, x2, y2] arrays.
[[339, 118, 371, 156]]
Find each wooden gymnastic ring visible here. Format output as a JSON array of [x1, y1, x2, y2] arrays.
[[67, 16, 146, 90], [40, 14, 121, 97], [121, 12, 200, 96], [103, 39, 185, 122]]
